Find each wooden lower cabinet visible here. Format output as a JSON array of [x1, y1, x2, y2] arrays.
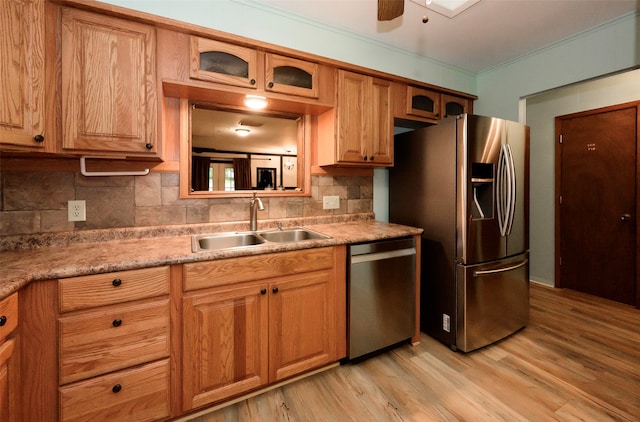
[[269, 271, 335, 381], [59, 359, 170, 422], [0, 338, 17, 422], [58, 299, 170, 384], [16, 248, 347, 420], [182, 282, 269, 409], [182, 247, 342, 412], [0, 293, 19, 422]]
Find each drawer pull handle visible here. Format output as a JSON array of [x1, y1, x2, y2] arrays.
[[112, 319, 122, 327], [272, 287, 279, 294], [112, 384, 122, 393], [112, 278, 122, 287], [260, 289, 267, 295], [0, 316, 6, 326]]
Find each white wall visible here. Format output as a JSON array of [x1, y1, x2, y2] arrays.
[[525, 68, 640, 285], [474, 12, 639, 121]]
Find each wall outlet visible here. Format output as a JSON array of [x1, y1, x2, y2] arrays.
[[68, 200, 86, 222], [322, 195, 340, 210], [442, 314, 451, 332]]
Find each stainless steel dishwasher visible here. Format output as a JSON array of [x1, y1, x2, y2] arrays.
[[348, 237, 416, 360]]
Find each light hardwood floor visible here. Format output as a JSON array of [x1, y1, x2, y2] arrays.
[[187, 283, 640, 421]]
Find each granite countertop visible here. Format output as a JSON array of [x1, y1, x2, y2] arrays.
[[0, 218, 422, 299]]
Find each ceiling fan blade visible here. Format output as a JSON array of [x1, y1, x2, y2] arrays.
[[378, 0, 404, 21]]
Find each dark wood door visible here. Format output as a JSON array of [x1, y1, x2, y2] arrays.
[[556, 104, 637, 305]]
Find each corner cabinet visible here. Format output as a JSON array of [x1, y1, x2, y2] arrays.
[[0, 0, 46, 151], [317, 70, 393, 167], [60, 7, 158, 156], [182, 247, 343, 411]]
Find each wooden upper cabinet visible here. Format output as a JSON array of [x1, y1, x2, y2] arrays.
[[370, 78, 394, 164], [60, 7, 158, 156], [189, 36, 324, 101], [406, 85, 441, 120], [317, 70, 393, 167], [264, 53, 319, 98], [0, 0, 46, 150], [441, 93, 473, 119], [190, 37, 258, 89], [335, 71, 368, 164], [393, 82, 474, 123]]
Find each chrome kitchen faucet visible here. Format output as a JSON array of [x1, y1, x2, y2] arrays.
[[249, 192, 265, 231]]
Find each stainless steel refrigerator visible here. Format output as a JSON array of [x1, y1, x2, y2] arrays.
[[389, 114, 530, 352]]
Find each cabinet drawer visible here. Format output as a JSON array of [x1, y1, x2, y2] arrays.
[[59, 299, 170, 385], [184, 247, 334, 291], [59, 359, 170, 422], [59, 266, 170, 312], [0, 293, 18, 343]]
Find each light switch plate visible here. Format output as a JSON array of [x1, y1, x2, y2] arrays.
[[322, 196, 340, 210]]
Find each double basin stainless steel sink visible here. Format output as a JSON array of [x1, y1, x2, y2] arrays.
[[192, 227, 331, 252]]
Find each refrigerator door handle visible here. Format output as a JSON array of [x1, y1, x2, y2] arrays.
[[497, 144, 516, 237], [497, 145, 509, 236], [473, 258, 528, 277], [505, 144, 517, 235]]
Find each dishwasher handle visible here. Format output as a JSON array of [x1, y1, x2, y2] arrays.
[[350, 247, 416, 264]]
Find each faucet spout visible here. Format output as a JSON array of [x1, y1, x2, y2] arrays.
[[249, 192, 265, 231]]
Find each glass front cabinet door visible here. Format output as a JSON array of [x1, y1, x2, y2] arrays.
[[190, 37, 259, 89], [265, 53, 319, 99], [406, 86, 441, 120], [441, 93, 472, 119]]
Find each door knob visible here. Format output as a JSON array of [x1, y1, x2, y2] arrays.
[[621, 213, 631, 221]]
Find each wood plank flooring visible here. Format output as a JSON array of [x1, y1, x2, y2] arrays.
[[186, 283, 640, 421]]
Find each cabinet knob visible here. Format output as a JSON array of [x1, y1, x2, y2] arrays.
[[363, 156, 368, 161], [369, 156, 374, 161], [0, 316, 6, 327], [272, 287, 279, 294], [112, 318, 122, 327], [33, 134, 45, 143], [145, 143, 153, 150], [112, 384, 122, 393], [112, 278, 122, 287], [260, 288, 267, 295], [250, 79, 256, 85], [268, 81, 274, 88]]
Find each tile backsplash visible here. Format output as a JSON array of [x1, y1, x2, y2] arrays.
[[0, 171, 373, 236]]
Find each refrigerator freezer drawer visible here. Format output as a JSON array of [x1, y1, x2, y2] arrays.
[[456, 253, 529, 352]]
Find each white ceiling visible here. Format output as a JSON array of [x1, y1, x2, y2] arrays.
[[255, 0, 639, 73]]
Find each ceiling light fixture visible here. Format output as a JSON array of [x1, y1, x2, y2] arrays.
[[411, 0, 480, 19], [235, 128, 251, 137], [243, 95, 268, 110]]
